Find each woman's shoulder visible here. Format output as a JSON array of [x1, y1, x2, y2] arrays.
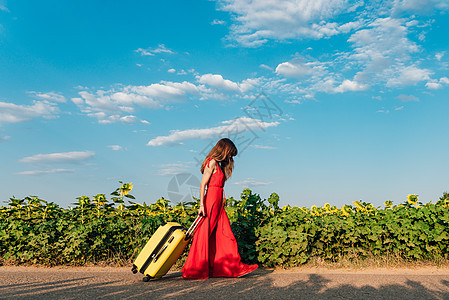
[[206, 157, 217, 168]]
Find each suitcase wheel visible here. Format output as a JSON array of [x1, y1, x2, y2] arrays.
[[131, 264, 137, 274], [143, 275, 151, 282]]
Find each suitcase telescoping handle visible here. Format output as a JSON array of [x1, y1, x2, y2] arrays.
[[185, 215, 203, 239]]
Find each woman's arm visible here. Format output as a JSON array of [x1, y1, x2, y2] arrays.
[[198, 158, 215, 217]]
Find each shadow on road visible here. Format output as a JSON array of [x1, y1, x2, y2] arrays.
[[1, 268, 448, 299]]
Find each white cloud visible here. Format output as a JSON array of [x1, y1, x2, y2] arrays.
[[275, 61, 312, 78], [197, 74, 258, 93], [127, 81, 199, 100], [376, 108, 390, 114], [107, 145, 123, 151], [425, 82, 442, 89], [0, 1, 9, 12], [259, 58, 335, 98], [435, 52, 445, 61], [119, 115, 138, 123], [259, 64, 273, 70], [0, 100, 59, 123], [218, 0, 448, 47], [157, 162, 193, 176], [74, 85, 90, 90], [28, 91, 66, 103], [440, 77, 449, 84], [16, 169, 74, 176], [232, 178, 272, 186], [310, 77, 338, 94], [391, 0, 449, 15], [285, 99, 302, 104], [396, 94, 419, 102], [211, 19, 226, 25], [198, 74, 239, 92], [249, 11, 444, 98], [334, 79, 369, 93], [147, 116, 279, 146], [350, 18, 421, 84], [386, 65, 431, 87], [0, 135, 10, 142], [72, 81, 200, 123], [349, 18, 416, 59], [425, 77, 449, 89], [86, 113, 141, 124], [272, 16, 442, 95], [20, 151, 95, 164], [250, 144, 277, 149], [312, 20, 362, 38], [168, 68, 176, 73], [209, 1, 445, 99], [218, 0, 358, 47], [135, 44, 174, 56], [72, 74, 262, 123], [74, 91, 131, 113]]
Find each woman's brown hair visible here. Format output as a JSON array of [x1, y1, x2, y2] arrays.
[[201, 138, 238, 180]]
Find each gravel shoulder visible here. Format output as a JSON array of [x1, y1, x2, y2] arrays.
[[1, 266, 449, 299]]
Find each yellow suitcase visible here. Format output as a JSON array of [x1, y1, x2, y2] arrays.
[[132, 216, 202, 281]]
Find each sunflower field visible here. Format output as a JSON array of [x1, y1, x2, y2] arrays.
[[1, 182, 449, 267]]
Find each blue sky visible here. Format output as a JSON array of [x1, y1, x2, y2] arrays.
[[1, 0, 448, 208]]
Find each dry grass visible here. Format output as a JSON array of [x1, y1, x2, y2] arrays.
[[289, 254, 449, 270], [170, 254, 449, 272], [2, 254, 449, 271]]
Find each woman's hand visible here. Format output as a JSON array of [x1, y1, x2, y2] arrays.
[[198, 205, 206, 217]]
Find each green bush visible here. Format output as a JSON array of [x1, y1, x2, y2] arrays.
[[1, 184, 449, 267]]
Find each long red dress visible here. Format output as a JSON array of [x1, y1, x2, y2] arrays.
[[182, 157, 258, 279]]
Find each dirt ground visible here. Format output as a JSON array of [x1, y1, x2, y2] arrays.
[[1, 266, 449, 299]]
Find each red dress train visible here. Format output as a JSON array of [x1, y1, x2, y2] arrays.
[[182, 158, 258, 279]]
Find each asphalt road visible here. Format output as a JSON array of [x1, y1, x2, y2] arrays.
[[1, 266, 449, 299]]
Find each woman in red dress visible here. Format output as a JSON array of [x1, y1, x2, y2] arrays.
[[182, 138, 258, 279]]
